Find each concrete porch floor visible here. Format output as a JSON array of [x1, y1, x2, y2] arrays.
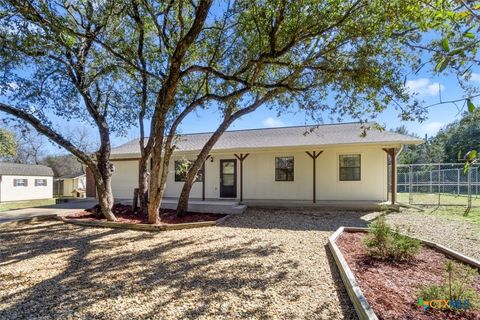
[[242, 199, 389, 211]]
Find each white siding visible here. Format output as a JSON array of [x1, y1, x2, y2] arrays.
[[0, 175, 53, 202], [111, 145, 388, 201], [111, 160, 139, 199]]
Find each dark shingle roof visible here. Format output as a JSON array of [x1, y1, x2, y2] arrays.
[[112, 122, 423, 156], [0, 163, 54, 176]]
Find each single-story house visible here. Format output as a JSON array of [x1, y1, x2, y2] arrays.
[[0, 163, 54, 202], [101, 122, 422, 204], [53, 173, 86, 198]]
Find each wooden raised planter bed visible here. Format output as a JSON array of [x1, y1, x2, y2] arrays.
[[328, 227, 480, 320]]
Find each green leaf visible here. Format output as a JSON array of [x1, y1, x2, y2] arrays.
[[449, 47, 464, 56], [435, 57, 450, 72], [467, 99, 476, 113], [465, 150, 477, 161], [441, 38, 450, 51], [464, 32, 475, 39]]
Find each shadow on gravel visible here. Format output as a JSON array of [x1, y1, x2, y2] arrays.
[[324, 245, 359, 320], [219, 208, 376, 232], [0, 221, 297, 319]]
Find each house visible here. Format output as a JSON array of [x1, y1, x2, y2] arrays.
[[53, 173, 86, 198], [0, 163, 54, 202], [99, 123, 422, 204]]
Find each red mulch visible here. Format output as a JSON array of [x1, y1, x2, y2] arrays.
[[336, 231, 480, 320], [64, 204, 226, 225]]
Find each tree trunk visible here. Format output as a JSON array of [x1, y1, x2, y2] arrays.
[[93, 150, 116, 221], [137, 157, 149, 213], [177, 119, 231, 214], [96, 175, 116, 221]]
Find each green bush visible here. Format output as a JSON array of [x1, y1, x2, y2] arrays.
[[417, 261, 479, 310], [363, 216, 421, 261]]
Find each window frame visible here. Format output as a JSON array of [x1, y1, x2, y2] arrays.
[[35, 179, 48, 187], [275, 156, 295, 182], [339, 154, 361, 182], [13, 178, 28, 187], [174, 160, 204, 182]]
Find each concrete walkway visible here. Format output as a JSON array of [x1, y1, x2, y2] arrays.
[[0, 199, 97, 223]]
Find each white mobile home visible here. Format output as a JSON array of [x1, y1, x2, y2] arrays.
[[0, 163, 54, 202], [102, 123, 422, 204]]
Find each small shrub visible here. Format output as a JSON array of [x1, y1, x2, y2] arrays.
[[363, 216, 421, 261], [417, 261, 479, 310]]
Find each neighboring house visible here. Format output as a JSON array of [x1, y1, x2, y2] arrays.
[[89, 122, 422, 203], [0, 163, 54, 202], [53, 173, 86, 198]]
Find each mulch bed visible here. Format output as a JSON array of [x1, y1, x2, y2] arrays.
[[337, 231, 480, 320], [64, 204, 226, 225]]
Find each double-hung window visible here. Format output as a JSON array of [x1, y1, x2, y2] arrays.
[[13, 179, 28, 187], [275, 157, 294, 181], [339, 154, 361, 181]]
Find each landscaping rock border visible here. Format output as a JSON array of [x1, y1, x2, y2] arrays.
[[58, 213, 233, 232], [328, 227, 480, 320]]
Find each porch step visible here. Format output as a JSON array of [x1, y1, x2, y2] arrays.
[[159, 199, 247, 215]]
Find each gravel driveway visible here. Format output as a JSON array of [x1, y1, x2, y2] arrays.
[[0, 208, 373, 320]]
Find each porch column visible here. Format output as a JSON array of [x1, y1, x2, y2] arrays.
[[305, 151, 323, 203], [234, 153, 249, 203], [382, 148, 397, 204], [202, 155, 211, 201]]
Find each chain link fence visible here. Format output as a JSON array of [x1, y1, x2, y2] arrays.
[[392, 163, 480, 207]]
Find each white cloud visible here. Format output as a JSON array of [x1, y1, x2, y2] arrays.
[[405, 78, 445, 97], [471, 73, 480, 82], [262, 117, 286, 128], [421, 121, 444, 137]]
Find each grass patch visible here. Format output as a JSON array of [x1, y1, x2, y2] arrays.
[[402, 206, 480, 226], [0, 199, 56, 212], [397, 192, 480, 206]]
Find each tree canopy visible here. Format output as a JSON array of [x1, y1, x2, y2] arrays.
[[0, 127, 16, 158]]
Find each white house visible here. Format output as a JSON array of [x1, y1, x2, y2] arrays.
[[54, 173, 86, 198], [0, 163, 54, 202], [95, 123, 422, 204]]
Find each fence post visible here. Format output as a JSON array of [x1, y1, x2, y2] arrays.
[[429, 171, 432, 193], [409, 164, 413, 204], [438, 164, 441, 206], [468, 166, 472, 209], [457, 168, 460, 195]]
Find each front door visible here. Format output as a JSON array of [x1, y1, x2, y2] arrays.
[[220, 159, 237, 198]]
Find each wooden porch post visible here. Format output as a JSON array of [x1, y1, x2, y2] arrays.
[[382, 148, 396, 204], [202, 155, 211, 201], [234, 153, 249, 203], [305, 151, 323, 203]]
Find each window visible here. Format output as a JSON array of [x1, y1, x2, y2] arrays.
[[13, 179, 28, 187], [35, 179, 47, 186], [174, 160, 203, 182], [339, 154, 361, 181], [275, 157, 294, 181]]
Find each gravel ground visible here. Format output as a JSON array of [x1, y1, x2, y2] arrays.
[[0, 208, 374, 320], [384, 209, 480, 261]]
